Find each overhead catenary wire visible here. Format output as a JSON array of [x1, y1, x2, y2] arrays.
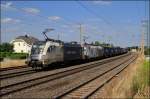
[[4, 4, 82, 41], [76, 1, 120, 45], [76, 1, 119, 33], [13, 2, 104, 40], [3, 2, 128, 45], [12, 4, 102, 43], [9, 3, 107, 42], [11, 5, 75, 27], [76, 1, 136, 47]]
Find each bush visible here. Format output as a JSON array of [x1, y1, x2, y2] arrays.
[[131, 60, 150, 97], [0, 52, 28, 59], [144, 48, 150, 55], [0, 52, 11, 58], [8, 53, 28, 59], [0, 57, 4, 62], [0, 43, 13, 52]]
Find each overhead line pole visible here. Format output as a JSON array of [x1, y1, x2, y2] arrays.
[[141, 20, 147, 57], [79, 24, 83, 45], [76, 1, 131, 47]]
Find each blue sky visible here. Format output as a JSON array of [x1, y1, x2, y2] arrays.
[[1, 0, 149, 47]]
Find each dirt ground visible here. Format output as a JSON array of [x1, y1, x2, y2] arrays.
[[0, 58, 26, 68], [91, 53, 145, 98]]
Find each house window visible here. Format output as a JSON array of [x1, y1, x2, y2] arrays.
[[21, 50, 23, 53], [18, 43, 20, 46], [24, 43, 25, 46]]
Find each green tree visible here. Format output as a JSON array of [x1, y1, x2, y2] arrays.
[[94, 41, 113, 47], [0, 43, 14, 52], [94, 41, 101, 46], [144, 47, 150, 55]]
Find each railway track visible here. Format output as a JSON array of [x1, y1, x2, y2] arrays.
[[55, 54, 138, 98], [0, 53, 129, 80], [0, 53, 131, 97], [0, 69, 34, 79], [0, 67, 33, 79], [0, 65, 27, 71]]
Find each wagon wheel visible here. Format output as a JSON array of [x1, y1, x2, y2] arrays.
[[32, 64, 43, 71]]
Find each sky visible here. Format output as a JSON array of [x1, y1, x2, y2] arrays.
[[1, 0, 149, 47]]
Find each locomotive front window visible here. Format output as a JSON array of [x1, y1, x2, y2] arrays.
[[48, 46, 52, 52], [47, 46, 56, 53], [31, 42, 45, 54]]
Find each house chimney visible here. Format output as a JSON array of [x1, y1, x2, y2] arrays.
[[25, 34, 29, 38]]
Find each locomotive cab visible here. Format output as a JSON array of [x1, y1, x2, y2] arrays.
[[26, 41, 63, 70], [31, 42, 45, 60], [26, 41, 46, 69]]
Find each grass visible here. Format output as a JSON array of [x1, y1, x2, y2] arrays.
[[132, 59, 150, 98]]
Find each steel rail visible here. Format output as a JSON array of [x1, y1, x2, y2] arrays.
[[0, 53, 130, 97], [0, 65, 27, 71], [55, 54, 137, 98], [0, 69, 35, 79]]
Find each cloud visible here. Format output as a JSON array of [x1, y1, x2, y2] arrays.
[[1, 2, 12, 9], [91, 1, 112, 5], [72, 24, 80, 28], [2, 27, 20, 33], [1, 18, 21, 24], [69, 30, 75, 33], [48, 16, 61, 21], [61, 25, 69, 28], [23, 8, 40, 14], [0, 2, 15, 11]]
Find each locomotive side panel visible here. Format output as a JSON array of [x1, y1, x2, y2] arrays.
[[97, 46, 104, 58], [83, 45, 104, 59], [63, 44, 82, 61], [46, 45, 64, 64], [104, 47, 110, 57]]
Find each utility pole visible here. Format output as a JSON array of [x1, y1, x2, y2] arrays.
[[58, 33, 60, 40], [79, 24, 83, 45], [83, 36, 89, 44], [141, 20, 147, 57]]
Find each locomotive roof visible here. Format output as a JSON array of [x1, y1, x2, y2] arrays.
[[35, 40, 81, 47], [63, 42, 81, 47], [45, 38, 64, 43], [34, 41, 46, 44]]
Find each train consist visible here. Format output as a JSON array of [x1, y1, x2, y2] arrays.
[[25, 29, 128, 70], [26, 40, 127, 70]]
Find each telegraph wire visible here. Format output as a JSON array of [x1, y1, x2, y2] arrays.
[[76, 1, 118, 44], [11, 3, 106, 37], [10, 4, 97, 43], [5, 4, 81, 39], [76, 1, 117, 32], [76, 1, 131, 46]]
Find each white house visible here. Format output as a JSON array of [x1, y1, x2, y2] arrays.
[[11, 35, 38, 53]]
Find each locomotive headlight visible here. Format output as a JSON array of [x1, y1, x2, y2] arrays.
[[41, 55, 48, 65], [41, 55, 46, 59]]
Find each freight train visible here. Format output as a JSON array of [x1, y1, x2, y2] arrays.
[[25, 29, 128, 70], [26, 40, 127, 70]]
